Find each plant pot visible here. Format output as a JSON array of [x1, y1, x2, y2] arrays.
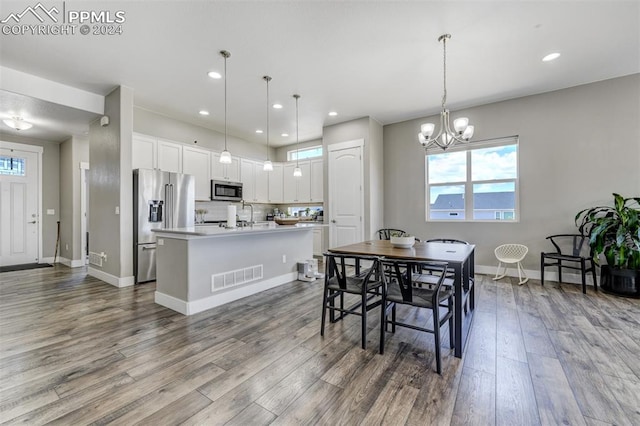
[[600, 265, 640, 298]]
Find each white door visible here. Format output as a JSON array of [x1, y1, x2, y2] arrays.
[[0, 146, 40, 266], [328, 140, 363, 248]]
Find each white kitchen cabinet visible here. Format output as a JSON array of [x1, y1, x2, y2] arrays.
[[182, 146, 211, 200], [157, 139, 183, 173], [313, 228, 323, 256], [241, 159, 269, 203], [132, 133, 157, 170], [268, 163, 284, 203], [310, 159, 323, 202], [212, 153, 240, 182], [283, 161, 311, 203]]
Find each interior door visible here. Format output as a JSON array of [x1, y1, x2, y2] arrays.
[[0, 147, 40, 266], [328, 141, 363, 248]]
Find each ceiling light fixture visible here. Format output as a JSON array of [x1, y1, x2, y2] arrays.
[[219, 50, 232, 164], [273, 104, 283, 109], [281, 133, 289, 137], [208, 71, 221, 79], [199, 110, 209, 116], [255, 129, 263, 134], [542, 52, 561, 62], [3, 117, 33, 131], [328, 111, 338, 117], [263, 75, 273, 172], [418, 34, 475, 151], [293, 94, 302, 177]]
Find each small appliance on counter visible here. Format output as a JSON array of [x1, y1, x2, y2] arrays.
[[298, 259, 324, 282]]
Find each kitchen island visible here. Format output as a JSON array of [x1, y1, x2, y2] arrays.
[[152, 223, 319, 315]]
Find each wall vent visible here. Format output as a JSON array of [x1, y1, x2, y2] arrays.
[[211, 264, 263, 292], [88, 252, 106, 267]]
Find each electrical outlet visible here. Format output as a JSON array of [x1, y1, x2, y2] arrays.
[[282, 254, 286, 263], [65, 243, 69, 251], [115, 206, 120, 215]]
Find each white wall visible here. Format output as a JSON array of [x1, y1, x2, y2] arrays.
[[383, 74, 640, 271]]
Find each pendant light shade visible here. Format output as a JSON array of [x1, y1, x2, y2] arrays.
[[263, 75, 273, 171], [293, 94, 302, 177], [219, 50, 232, 164]]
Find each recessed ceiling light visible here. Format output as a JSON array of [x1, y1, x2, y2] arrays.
[[273, 104, 283, 109], [281, 133, 289, 137], [199, 110, 210, 116], [255, 129, 263, 134], [328, 111, 338, 117], [542, 52, 560, 62], [208, 71, 222, 79]]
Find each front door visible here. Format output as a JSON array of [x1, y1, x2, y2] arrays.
[[0, 145, 40, 266], [328, 140, 364, 248]]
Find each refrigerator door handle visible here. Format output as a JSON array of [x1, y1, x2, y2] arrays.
[[164, 184, 170, 228], [169, 183, 174, 228]]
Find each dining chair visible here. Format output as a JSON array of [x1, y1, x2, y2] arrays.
[[321, 253, 383, 350], [377, 229, 421, 242], [423, 238, 473, 291], [541, 234, 597, 294], [379, 258, 454, 374]]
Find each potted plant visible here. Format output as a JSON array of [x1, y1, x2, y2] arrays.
[[575, 193, 640, 297]]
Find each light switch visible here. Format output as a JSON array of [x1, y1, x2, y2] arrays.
[[47, 209, 55, 215], [115, 206, 120, 215]]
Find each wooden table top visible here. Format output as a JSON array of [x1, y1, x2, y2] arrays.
[[328, 240, 475, 264]]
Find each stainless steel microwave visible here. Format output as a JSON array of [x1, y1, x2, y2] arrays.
[[211, 180, 243, 201]]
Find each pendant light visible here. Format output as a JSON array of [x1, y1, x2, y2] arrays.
[[418, 34, 475, 150], [292, 94, 302, 177], [263, 76, 273, 171], [219, 50, 232, 164]]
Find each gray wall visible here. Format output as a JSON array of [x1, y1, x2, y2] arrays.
[[89, 86, 134, 281], [0, 133, 60, 259], [383, 74, 640, 271], [134, 107, 276, 162], [59, 135, 89, 264]]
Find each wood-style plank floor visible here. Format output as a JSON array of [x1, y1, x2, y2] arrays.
[[1, 265, 639, 425]]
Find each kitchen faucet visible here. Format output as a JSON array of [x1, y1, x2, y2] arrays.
[[242, 200, 254, 225]]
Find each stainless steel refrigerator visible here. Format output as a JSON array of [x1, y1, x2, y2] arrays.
[[133, 169, 195, 283]]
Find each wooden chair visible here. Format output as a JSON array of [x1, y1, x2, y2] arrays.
[[379, 258, 454, 374], [321, 253, 383, 350], [541, 234, 597, 294]]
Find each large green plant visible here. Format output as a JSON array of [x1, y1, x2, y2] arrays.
[[575, 193, 640, 270]]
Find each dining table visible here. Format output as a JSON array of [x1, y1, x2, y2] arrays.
[[328, 239, 475, 358]]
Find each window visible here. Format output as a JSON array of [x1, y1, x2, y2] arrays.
[[0, 156, 26, 176], [425, 137, 519, 222], [287, 145, 322, 161]]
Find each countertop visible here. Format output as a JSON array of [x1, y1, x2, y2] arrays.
[[152, 222, 325, 239]]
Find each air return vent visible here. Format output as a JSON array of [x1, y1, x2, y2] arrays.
[[88, 251, 107, 267], [211, 264, 263, 292]]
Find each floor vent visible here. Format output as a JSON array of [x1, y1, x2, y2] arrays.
[[211, 264, 263, 292], [88, 252, 105, 267]]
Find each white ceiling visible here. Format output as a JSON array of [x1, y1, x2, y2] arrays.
[[0, 1, 638, 146]]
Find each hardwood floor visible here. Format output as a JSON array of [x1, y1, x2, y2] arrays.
[[1, 265, 639, 425]]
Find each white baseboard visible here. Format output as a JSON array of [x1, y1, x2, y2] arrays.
[[56, 257, 86, 268], [476, 264, 597, 286], [41, 257, 55, 264], [155, 271, 298, 316], [88, 267, 135, 288]]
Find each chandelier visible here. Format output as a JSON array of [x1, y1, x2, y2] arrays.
[[263, 76, 273, 171], [219, 50, 232, 164], [418, 34, 475, 150]]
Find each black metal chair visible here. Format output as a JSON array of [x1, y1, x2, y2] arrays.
[[379, 259, 454, 374], [377, 228, 421, 242], [423, 238, 473, 291], [321, 253, 383, 350], [426, 238, 469, 245], [541, 234, 597, 294]]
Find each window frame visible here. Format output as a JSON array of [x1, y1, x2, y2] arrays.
[[287, 145, 323, 161], [425, 136, 520, 223]]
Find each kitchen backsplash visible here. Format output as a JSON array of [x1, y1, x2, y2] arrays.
[[195, 201, 276, 222]]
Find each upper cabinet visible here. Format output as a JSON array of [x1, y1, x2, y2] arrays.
[[268, 163, 284, 204], [310, 159, 323, 203], [182, 146, 211, 200], [157, 139, 183, 173], [132, 133, 157, 170], [283, 161, 311, 203], [241, 159, 269, 203], [211, 153, 240, 182]]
